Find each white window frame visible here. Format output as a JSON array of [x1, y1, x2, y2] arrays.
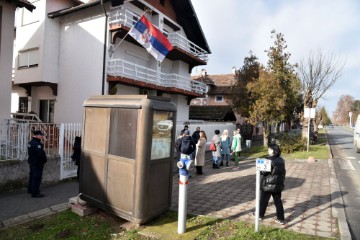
[[215, 95, 224, 102], [18, 48, 39, 69]]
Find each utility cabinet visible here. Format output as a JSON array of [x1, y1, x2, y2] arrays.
[[80, 95, 177, 224]]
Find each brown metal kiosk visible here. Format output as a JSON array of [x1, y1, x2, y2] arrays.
[[80, 95, 177, 224]]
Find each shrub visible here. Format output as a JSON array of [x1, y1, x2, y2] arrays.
[[268, 131, 306, 153]]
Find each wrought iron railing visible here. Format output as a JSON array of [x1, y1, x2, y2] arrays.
[[108, 6, 209, 62], [107, 59, 208, 94]]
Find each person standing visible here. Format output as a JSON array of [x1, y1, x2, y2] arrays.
[[191, 127, 201, 159], [231, 129, 242, 170], [195, 130, 207, 175], [71, 136, 81, 182], [219, 129, 231, 167], [211, 129, 221, 169], [180, 125, 190, 135], [257, 143, 286, 224], [175, 130, 196, 160], [27, 130, 47, 198]]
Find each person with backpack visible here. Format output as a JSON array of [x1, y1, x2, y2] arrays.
[[175, 130, 196, 160]]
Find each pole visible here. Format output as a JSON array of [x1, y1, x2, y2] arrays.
[[178, 174, 188, 234], [307, 117, 310, 152], [255, 169, 260, 232]]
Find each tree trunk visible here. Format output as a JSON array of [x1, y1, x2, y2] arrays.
[[263, 122, 270, 146]]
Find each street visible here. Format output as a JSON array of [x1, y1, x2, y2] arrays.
[[327, 126, 360, 240]]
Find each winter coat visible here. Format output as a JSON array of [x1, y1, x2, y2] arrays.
[[261, 156, 286, 193], [221, 136, 231, 155], [211, 134, 221, 157], [175, 135, 196, 155], [28, 138, 47, 165], [195, 137, 206, 166], [192, 130, 200, 144], [231, 133, 242, 152]]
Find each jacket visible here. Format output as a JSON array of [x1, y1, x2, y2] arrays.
[[28, 138, 47, 165], [231, 133, 242, 152], [175, 135, 196, 155], [261, 156, 286, 193]]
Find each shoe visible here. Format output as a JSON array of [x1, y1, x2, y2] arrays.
[[31, 193, 45, 198], [275, 218, 286, 225], [226, 162, 229, 167], [219, 162, 224, 166], [252, 212, 263, 220]]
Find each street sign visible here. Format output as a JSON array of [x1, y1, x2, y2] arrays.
[[256, 158, 271, 172], [304, 108, 315, 118]]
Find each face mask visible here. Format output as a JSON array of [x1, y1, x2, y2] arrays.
[[268, 148, 274, 156]]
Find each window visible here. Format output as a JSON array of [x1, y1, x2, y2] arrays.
[[160, 0, 165, 6], [109, 108, 138, 159], [215, 95, 224, 102], [19, 97, 28, 113], [39, 100, 55, 123], [18, 48, 39, 68], [151, 111, 174, 160], [22, 0, 40, 26]]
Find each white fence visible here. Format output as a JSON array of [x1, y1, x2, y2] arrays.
[[0, 121, 81, 180]]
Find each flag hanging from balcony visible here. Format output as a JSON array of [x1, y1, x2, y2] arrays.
[[128, 15, 173, 62]]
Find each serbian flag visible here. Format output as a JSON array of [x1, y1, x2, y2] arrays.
[[128, 15, 173, 62]]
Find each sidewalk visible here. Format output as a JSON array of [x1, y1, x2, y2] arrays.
[[0, 153, 350, 239]]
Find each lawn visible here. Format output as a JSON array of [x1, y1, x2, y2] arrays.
[[0, 210, 333, 240]]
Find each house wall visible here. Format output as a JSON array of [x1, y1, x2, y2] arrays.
[[54, 6, 106, 123], [0, 3, 16, 121]]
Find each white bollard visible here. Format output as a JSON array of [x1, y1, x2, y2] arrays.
[[255, 169, 261, 232], [178, 174, 188, 234]]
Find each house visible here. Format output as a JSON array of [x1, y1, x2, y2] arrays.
[[11, 0, 211, 124], [0, 0, 35, 121], [190, 68, 239, 122]]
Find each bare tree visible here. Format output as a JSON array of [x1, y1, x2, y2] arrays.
[[298, 50, 344, 138]]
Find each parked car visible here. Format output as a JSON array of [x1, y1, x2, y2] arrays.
[[354, 115, 360, 153], [328, 124, 334, 128]]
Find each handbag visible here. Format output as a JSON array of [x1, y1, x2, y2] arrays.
[[209, 142, 216, 151]]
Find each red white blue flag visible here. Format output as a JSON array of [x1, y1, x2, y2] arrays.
[[128, 15, 173, 62]]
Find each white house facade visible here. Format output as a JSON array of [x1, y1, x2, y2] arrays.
[[11, 0, 211, 124]]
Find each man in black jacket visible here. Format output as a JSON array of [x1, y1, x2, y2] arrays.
[[256, 143, 286, 224], [27, 130, 47, 198]]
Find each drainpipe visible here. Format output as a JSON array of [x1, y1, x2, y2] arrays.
[[101, 0, 108, 95]]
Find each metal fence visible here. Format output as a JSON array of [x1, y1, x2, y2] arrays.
[[0, 121, 81, 179]]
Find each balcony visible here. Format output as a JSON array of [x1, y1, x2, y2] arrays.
[[108, 6, 209, 65], [107, 59, 208, 96]]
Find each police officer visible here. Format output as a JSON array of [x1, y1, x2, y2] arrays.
[[28, 130, 47, 198]]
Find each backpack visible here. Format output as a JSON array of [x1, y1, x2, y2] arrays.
[[180, 138, 193, 154]]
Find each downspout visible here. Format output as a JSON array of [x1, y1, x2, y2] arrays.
[[101, 0, 108, 95]]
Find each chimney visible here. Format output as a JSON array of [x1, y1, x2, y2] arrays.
[[232, 66, 237, 76], [201, 69, 207, 77]]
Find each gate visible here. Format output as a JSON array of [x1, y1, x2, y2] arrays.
[[0, 121, 81, 180], [59, 123, 82, 179]]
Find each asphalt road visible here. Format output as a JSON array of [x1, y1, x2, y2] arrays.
[[327, 126, 360, 240]]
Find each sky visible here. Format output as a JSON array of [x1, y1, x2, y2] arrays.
[[191, 0, 360, 117]]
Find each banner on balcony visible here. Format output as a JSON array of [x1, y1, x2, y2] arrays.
[[128, 15, 173, 62]]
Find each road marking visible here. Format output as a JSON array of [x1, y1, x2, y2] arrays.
[[346, 157, 356, 159], [339, 159, 356, 170]]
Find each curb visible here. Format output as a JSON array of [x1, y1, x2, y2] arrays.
[[0, 203, 70, 229], [327, 141, 352, 240]]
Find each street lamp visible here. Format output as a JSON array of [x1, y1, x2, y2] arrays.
[[349, 112, 353, 128]]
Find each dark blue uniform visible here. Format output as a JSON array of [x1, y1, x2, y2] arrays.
[[27, 137, 47, 197]]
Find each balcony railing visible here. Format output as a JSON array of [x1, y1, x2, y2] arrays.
[[108, 6, 209, 62], [107, 59, 208, 95]]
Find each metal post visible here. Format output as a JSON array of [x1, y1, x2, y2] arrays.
[[307, 117, 310, 152], [255, 169, 260, 232], [178, 174, 188, 234]]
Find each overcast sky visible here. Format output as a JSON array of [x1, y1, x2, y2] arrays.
[[191, 0, 360, 117]]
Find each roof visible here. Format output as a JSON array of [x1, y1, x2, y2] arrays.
[[12, 0, 36, 12], [192, 73, 237, 87], [189, 106, 236, 122]]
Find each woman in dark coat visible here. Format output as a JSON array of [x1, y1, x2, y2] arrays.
[[258, 143, 286, 224]]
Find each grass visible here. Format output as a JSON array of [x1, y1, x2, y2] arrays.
[[0, 210, 333, 240]]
